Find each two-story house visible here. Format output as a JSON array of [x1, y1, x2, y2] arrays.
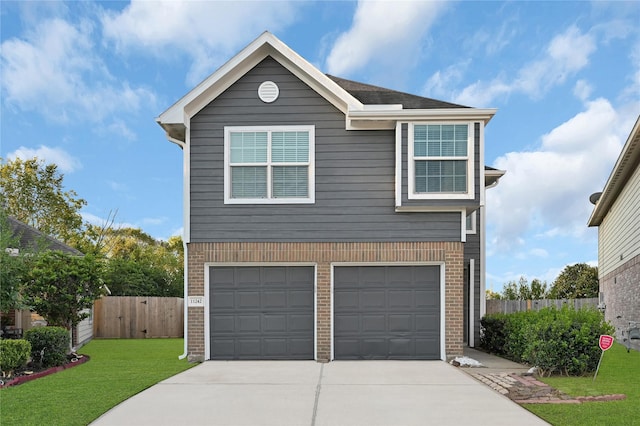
[[588, 115, 640, 351], [158, 32, 504, 362]]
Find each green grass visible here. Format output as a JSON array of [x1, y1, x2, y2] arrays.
[[0, 339, 195, 426], [525, 343, 640, 425]]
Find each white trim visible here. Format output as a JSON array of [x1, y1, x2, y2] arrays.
[[203, 262, 317, 361], [395, 122, 403, 208], [223, 125, 315, 204], [466, 211, 477, 234], [183, 123, 191, 243], [479, 122, 486, 206], [407, 122, 475, 200], [330, 265, 335, 361], [330, 262, 447, 361], [480, 206, 487, 320], [469, 258, 475, 348], [204, 263, 210, 360], [460, 210, 467, 243], [157, 32, 363, 141], [348, 107, 497, 124], [395, 205, 475, 213]]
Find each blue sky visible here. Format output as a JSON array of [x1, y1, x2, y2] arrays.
[[1, 1, 639, 292]]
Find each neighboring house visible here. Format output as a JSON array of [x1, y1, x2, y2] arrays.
[[157, 32, 504, 362], [2, 216, 94, 349], [588, 116, 640, 351]]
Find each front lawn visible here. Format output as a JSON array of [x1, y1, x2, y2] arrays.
[[525, 343, 640, 425], [0, 338, 195, 426]]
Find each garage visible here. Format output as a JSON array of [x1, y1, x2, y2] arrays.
[[333, 265, 441, 360], [209, 266, 314, 360]]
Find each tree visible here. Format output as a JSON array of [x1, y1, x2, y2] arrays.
[[23, 251, 105, 330], [95, 227, 184, 297], [549, 263, 599, 299], [485, 289, 502, 300], [530, 279, 548, 300], [499, 276, 548, 300], [0, 209, 29, 313], [0, 157, 86, 244]]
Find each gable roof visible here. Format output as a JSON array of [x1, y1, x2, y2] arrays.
[[157, 32, 496, 143], [588, 115, 640, 226], [5, 216, 83, 255]]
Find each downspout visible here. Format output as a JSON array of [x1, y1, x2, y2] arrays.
[[179, 240, 188, 360], [166, 132, 189, 360]]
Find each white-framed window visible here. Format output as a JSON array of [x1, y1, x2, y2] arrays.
[[466, 211, 476, 234], [408, 123, 474, 199], [224, 125, 315, 204]]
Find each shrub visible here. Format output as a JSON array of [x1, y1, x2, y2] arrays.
[[523, 307, 614, 376], [24, 326, 70, 368], [481, 306, 614, 376], [480, 314, 509, 355], [0, 339, 32, 377]]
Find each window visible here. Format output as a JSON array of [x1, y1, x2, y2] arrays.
[[409, 123, 473, 199], [224, 126, 315, 204]]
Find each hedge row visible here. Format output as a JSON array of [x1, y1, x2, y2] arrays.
[[480, 306, 614, 376]]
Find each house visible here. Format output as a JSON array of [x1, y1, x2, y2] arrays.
[[2, 216, 94, 349], [157, 32, 504, 362], [588, 115, 640, 351]]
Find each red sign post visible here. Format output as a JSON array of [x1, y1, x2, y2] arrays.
[[594, 335, 614, 381]]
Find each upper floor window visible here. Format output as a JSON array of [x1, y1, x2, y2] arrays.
[[408, 123, 474, 199], [224, 126, 315, 204]]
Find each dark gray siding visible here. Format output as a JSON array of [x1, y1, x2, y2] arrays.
[[401, 122, 482, 208], [463, 209, 481, 344], [190, 57, 461, 242]]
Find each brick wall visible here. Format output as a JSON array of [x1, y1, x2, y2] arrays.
[[187, 241, 464, 362], [601, 252, 640, 351]]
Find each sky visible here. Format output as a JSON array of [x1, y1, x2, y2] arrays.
[[1, 1, 639, 293]]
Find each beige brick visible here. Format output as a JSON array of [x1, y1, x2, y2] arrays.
[[187, 242, 464, 361]]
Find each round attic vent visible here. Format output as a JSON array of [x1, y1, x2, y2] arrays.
[[258, 81, 279, 103]]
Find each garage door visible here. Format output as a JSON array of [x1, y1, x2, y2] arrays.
[[334, 265, 440, 360], [209, 266, 314, 360]]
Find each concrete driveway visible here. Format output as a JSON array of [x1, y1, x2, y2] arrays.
[[91, 361, 548, 426]]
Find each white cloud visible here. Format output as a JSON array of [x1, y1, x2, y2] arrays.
[[7, 145, 82, 173], [573, 80, 593, 102], [325, 0, 448, 78], [529, 248, 549, 258], [142, 217, 166, 227], [448, 26, 596, 107], [486, 98, 625, 253], [0, 16, 156, 124], [100, 1, 302, 86]]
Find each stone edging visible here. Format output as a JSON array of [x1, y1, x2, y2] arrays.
[[0, 355, 89, 388], [470, 372, 627, 405]]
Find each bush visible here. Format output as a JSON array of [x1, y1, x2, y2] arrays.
[[24, 326, 70, 368], [0, 339, 32, 377], [481, 306, 614, 376]]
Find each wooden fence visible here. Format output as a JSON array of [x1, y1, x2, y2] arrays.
[[486, 298, 599, 315], [93, 296, 183, 338]]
